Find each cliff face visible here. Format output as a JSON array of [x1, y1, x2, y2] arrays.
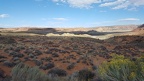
[[138, 24, 144, 28], [132, 24, 144, 35], [133, 24, 144, 31]]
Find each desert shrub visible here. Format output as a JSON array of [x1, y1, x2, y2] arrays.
[[14, 48, 21, 52], [76, 59, 80, 63], [0, 59, 6, 63], [7, 38, 16, 44], [39, 65, 47, 70], [13, 53, 24, 58], [24, 49, 32, 54], [52, 53, 59, 57], [45, 50, 52, 54], [92, 65, 97, 70], [66, 72, 79, 81], [18, 46, 25, 50], [34, 60, 43, 66], [12, 57, 19, 61], [67, 62, 75, 70], [24, 57, 30, 61], [98, 54, 144, 81], [39, 62, 54, 70], [0, 55, 6, 59], [0, 37, 16, 44], [77, 69, 95, 81], [0, 69, 5, 78], [48, 68, 67, 77], [0, 76, 11, 81], [45, 62, 55, 69], [11, 63, 49, 81], [89, 61, 94, 66], [34, 50, 42, 55], [135, 54, 144, 81], [9, 51, 17, 56], [82, 60, 87, 64], [28, 54, 34, 58], [13, 60, 21, 65], [3, 61, 15, 67], [45, 57, 53, 61]]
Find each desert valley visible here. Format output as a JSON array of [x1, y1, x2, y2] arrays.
[[1, 0, 144, 80], [0, 24, 144, 81]]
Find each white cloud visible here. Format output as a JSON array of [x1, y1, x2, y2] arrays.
[[99, 10, 107, 12], [118, 18, 140, 21], [52, 0, 66, 3], [52, 0, 101, 8], [53, 18, 68, 21], [100, 0, 125, 7], [0, 14, 9, 18], [67, 0, 101, 8], [52, 0, 144, 9], [131, 0, 144, 6], [112, 1, 130, 9], [56, 3, 64, 6], [102, 0, 114, 2], [100, 0, 144, 10]]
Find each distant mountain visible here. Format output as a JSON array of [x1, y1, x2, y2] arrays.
[[0, 25, 138, 34], [94, 25, 138, 32], [56, 25, 138, 33]]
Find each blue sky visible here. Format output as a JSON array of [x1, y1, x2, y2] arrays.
[[0, 0, 144, 28]]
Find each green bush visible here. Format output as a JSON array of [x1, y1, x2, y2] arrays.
[[11, 63, 49, 81], [98, 54, 144, 81]]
